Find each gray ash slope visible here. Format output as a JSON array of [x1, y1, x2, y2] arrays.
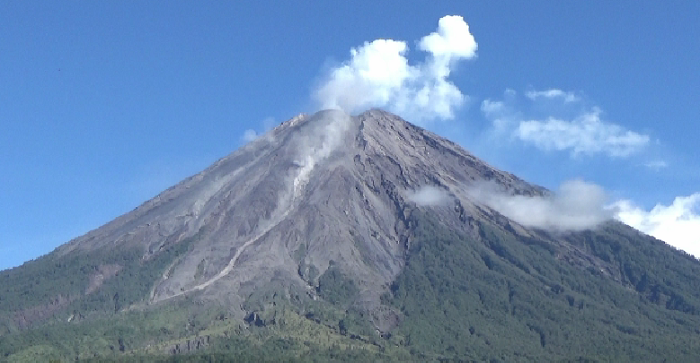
[[54, 109, 555, 308], [7, 110, 700, 328]]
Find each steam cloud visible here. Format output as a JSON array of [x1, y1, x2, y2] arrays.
[[314, 15, 477, 122], [407, 186, 452, 206], [470, 180, 613, 231]]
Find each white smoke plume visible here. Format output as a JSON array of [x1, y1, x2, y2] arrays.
[[407, 186, 452, 206], [470, 180, 613, 231], [292, 110, 352, 198], [612, 193, 700, 257], [313, 15, 477, 123]]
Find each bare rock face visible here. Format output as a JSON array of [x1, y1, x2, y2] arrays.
[[53, 109, 549, 311]]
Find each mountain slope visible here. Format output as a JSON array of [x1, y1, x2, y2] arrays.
[[385, 211, 700, 361], [2, 109, 700, 361]]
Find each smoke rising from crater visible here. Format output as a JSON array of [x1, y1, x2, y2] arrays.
[[292, 111, 352, 197], [313, 15, 477, 123]]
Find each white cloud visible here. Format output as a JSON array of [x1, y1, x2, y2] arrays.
[[241, 117, 277, 144], [645, 160, 668, 170], [418, 15, 478, 77], [314, 15, 477, 123], [470, 180, 613, 231], [612, 193, 700, 257], [481, 90, 650, 158], [480, 99, 513, 132], [525, 89, 579, 103], [516, 108, 650, 158], [242, 129, 258, 142], [480, 99, 506, 117], [407, 186, 452, 206]]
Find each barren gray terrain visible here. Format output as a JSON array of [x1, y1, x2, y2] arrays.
[[52, 109, 612, 316]]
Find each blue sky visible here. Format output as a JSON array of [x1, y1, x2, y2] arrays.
[[2, 1, 699, 270]]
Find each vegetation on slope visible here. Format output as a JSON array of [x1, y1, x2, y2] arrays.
[[1, 235, 197, 334], [383, 211, 700, 361], [3, 210, 700, 362]]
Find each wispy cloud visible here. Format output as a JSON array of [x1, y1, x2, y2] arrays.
[[480, 98, 515, 133], [480, 99, 507, 118], [313, 15, 477, 123], [241, 117, 276, 144], [470, 179, 613, 231], [525, 88, 579, 103], [407, 186, 452, 206], [645, 160, 668, 171], [516, 108, 650, 158], [481, 91, 650, 158], [612, 193, 700, 257], [241, 129, 259, 142]]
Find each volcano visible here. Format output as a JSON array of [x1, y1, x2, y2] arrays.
[[2, 109, 700, 362]]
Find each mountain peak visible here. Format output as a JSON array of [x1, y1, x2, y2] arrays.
[[6, 109, 700, 361], [54, 109, 517, 304]]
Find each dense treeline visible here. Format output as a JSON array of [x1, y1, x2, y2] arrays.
[[384, 212, 700, 361], [1, 235, 197, 320]]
